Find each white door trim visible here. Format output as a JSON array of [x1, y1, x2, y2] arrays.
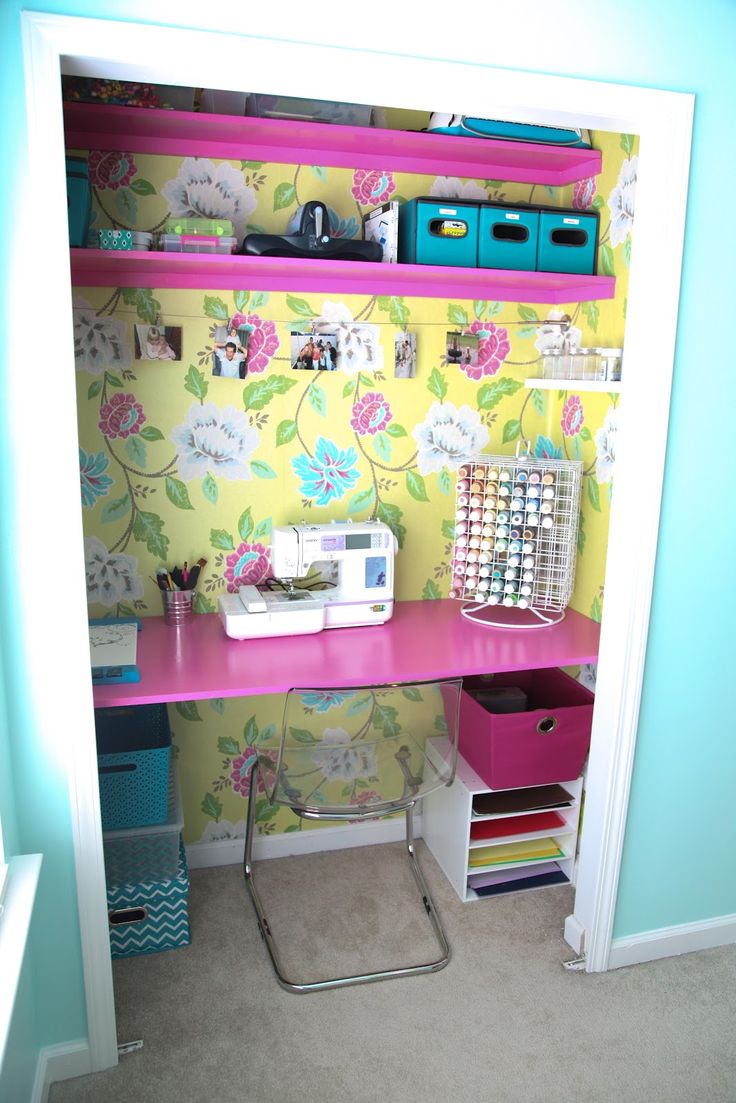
[[18, 11, 693, 1073]]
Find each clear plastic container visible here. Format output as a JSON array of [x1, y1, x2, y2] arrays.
[[160, 233, 237, 254], [199, 89, 248, 116], [598, 347, 623, 381], [246, 93, 373, 127], [164, 216, 234, 238]]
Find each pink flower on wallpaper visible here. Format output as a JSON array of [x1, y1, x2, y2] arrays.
[[350, 392, 393, 436], [561, 395, 585, 436], [88, 150, 137, 191], [463, 321, 511, 381], [224, 541, 270, 592], [351, 169, 396, 206], [98, 393, 145, 439], [572, 177, 597, 210], [230, 749, 277, 798], [242, 314, 279, 375]]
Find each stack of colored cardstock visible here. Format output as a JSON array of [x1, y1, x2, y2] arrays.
[[469, 810, 565, 842], [468, 836, 564, 868]]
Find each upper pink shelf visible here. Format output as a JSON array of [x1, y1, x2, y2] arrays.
[[64, 103, 602, 186], [92, 599, 601, 708], [70, 249, 615, 304]]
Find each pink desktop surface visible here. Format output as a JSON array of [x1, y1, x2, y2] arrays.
[[92, 600, 600, 708]]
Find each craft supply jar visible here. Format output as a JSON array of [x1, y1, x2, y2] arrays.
[[162, 589, 193, 626]]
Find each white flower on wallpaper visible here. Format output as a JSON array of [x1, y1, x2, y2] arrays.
[[429, 176, 489, 202], [578, 663, 597, 692], [73, 297, 132, 375], [198, 819, 246, 843], [312, 299, 353, 332], [84, 535, 144, 607], [161, 158, 257, 243], [336, 323, 384, 375], [313, 728, 377, 780], [534, 309, 582, 356], [170, 403, 260, 481], [594, 404, 618, 484], [412, 401, 489, 475], [608, 156, 638, 247]]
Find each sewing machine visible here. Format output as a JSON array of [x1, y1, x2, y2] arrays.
[[218, 520, 397, 640]]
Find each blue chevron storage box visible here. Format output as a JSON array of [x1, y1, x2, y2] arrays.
[[107, 837, 191, 959], [96, 703, 172, 831]]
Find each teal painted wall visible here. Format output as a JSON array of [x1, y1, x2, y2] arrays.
[[0, 0, 734, 1087]]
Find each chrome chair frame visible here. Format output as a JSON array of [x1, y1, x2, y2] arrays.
[[242, 678, 461, 994]]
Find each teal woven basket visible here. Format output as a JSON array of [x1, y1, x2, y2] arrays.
[[96, 704, 171, 830]]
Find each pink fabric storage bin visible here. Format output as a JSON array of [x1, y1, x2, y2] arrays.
[[457, 668, 593, 789]]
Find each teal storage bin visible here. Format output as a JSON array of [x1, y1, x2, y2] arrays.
[[66, 156, 91, 247], [96, 704, 172, 831], [536, 208, 599, 275], [107, 837, 191, 959], [398, 198, 479, 268], [478, 204, 539, 271]]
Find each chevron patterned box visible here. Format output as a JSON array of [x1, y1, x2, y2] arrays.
[[107, 836, 191, 958]]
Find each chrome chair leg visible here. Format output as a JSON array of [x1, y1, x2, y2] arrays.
[[243, 767, 451, 994]]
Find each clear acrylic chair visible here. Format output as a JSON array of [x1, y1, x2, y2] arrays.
[[243, 677, 463, 993]]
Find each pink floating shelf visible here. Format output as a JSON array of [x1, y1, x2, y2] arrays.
[[70, 249, 615, 304], [64, 103, 602, 186]]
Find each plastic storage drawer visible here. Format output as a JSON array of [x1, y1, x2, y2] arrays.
[[107, 837, 191, 959], [478, 204, 539, 271], [536, 208, 599, 274], [66, 156, 91, 247], [95, 703, 171, 831], [398, 198, 479, 268], [103, 758, 184, 886], [457, 669, 594, 789], [160, 233, 237, 254]]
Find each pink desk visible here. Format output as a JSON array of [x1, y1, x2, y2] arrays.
[[92, 600, 600, 708]]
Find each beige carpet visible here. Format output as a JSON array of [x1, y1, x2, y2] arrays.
[[50, 842, 736, 1103]]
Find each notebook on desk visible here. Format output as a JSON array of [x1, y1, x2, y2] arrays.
[[89, 618, 140, 684]]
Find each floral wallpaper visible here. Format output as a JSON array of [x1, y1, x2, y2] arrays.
[[72, 124, 637, 845]]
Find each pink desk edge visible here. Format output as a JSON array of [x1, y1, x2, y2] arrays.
[[92, 600, 600, 708]]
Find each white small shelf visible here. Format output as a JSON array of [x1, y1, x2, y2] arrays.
[[524, 377, 622, 394]]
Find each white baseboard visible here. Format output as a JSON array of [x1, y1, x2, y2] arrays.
[[608, 913, 736, 970], [186, 814, 420, 870], [33, 1040, 91, 1103]]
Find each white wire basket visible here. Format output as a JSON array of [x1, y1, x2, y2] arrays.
[[448, 449, 583, 626]]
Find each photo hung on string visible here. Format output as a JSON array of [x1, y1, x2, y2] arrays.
[[394, 331, 417, 378], [446, 330, 479, 370], [291, 330, 338, 371], [134, 323, 182, 362], [211, 322, 250, 379]]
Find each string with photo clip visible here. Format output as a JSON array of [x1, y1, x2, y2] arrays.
[[449, 440, 583, 629]]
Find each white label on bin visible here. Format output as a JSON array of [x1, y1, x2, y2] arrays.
[[563, 217, 580, 225], [505, 212, 520, 220], [438, 208, 458, 215]]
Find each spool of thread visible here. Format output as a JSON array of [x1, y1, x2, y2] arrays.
[[503, 595, 517, 607], [455, 549, 467, 562], [466, 563, 478, 576], [455, 522, 468, 535], [490, 579, 503, 593], [488, 468, 499, 481], [527, 514, 539, 527], [541, 515, 554, 529], [497, 485, 510, 498], [504, 582, 517, 594], [505, 568, 518, 580], [523, 542, 534, 554], [455, 535, 468, 548], [455, 508, 468, 521], [542, 473, 555, 485], [510, 541, 522, 554], [542, 487, 555, 500], [526, 484, 541, 499], [495, 539, 508, 552], [471, 481, 483, 494], [523, 555, 535, 568], [480, 539, 492, 551], [483, 510, 495, 523], [470, 508, 482, 522], [456, 480, 469, 492], [479, 564, 491, 576], [469, 536, 481, 549], [500, 469, 511, 481], [457, 493, 469, 507], [511, 498, 524, 512], [520, 583, 532, 596], [523, 570, 535, 583], [488, 593, 501, 605], [477, 577, 490, 591], [511, 512, 524, 525], [484, 495, 497, 508], [495, 525, 508, 539], [508, 554, 521, 568], [458, 466, 470, 478], [482, 524, 494, 537], [518, 597, 530, 609], [470, 495, 483, 507], [529, 472, 541, 484]]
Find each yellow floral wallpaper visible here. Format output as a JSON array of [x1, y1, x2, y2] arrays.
[[72, 120, 637, 844]]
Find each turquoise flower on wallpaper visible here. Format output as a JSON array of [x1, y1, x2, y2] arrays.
[[328, 207, 359, 239], [292, 437, 360, 505], [170, 403, 260, 481], [79, 448, 113, 507], [223, 541, 271, 592], [534, 436, 563, 460], [301, 691, 352, 712]]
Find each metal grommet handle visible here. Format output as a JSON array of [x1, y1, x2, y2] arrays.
[[536, 716, 557, 734]]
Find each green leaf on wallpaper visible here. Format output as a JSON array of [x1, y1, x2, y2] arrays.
[[437, 468, 451, 496], [241, 161, 264, 170], [427, 367, 447, 401], [114, 188, 137, 223], [133, 509, 169, 559], [203, 295, 229, 321], [250, 292, 268, 309], [176, 700, 202, 722], [233, 290, 249, 313], [201, 792, 222, 822], [517, 327, 536, 339], [620, 134, 635, 155], [580, 426, 593, 443], [386, 423, 407, 438], [487, 302, 503, 317], [253, 518, 272, 539], [184, 364, 209, 401], [238, 507, 254, 541], [165, 476, 194, 511], [121, 287, 161, 325], [406, 470, 429, 503], [592, 195, 605, 211], [243, 715, 259, 745], [286, 294, 315, 318], [571, 435, 583, 461], [254, 797, 277, 823], [528, 388, 545, 416], [202, 473, 218, 504], [217, 735, 240, 756], [273, 182, 297, 211], [473, 301, 487, 320], [245, 223, 269, 235], [276, 419, 297, 446], [600, 243, 615, 277], [211, 528, 235, 551], [378, 500, 406, 549], [387, 298, 410, 325], [125, 435, 147, 468], [209, 698, 225, 715], [358, 373, 374, 388], [502, 418, 522, 443], [590, 593, 603, 623], [477, 377, 523, 410], [193, 591, 215, 614], [577, 510, 586, 555], [87, 380, 102, 399], [310, 165, 327, 181], [243, 374, 297, 410], [348, 486, 376, 514], [422, 579, 441, 600], [447, 304, 469, 326], [139, 425, 164, 442], [290, 727, 317, 745], [308, 381, 326, 417], [623, 237, 632, 269], [517, 305, 539, 322], [100, 493, 131, 523], [342, 379, 357, 399], [373, 432, 391, 463], [117, 603, 137, 618], [251, 460, 277, 479], [130, 178, 156, 196], [441, 518, 456, 540], [587, 476, 602, 512], [580, 301, 599, 333], [104, 372, 123, 389]]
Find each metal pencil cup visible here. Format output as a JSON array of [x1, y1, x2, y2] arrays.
[[162, 589, 193, 626]]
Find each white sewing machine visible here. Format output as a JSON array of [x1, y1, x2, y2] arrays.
[[218, 520, 397, 640]]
